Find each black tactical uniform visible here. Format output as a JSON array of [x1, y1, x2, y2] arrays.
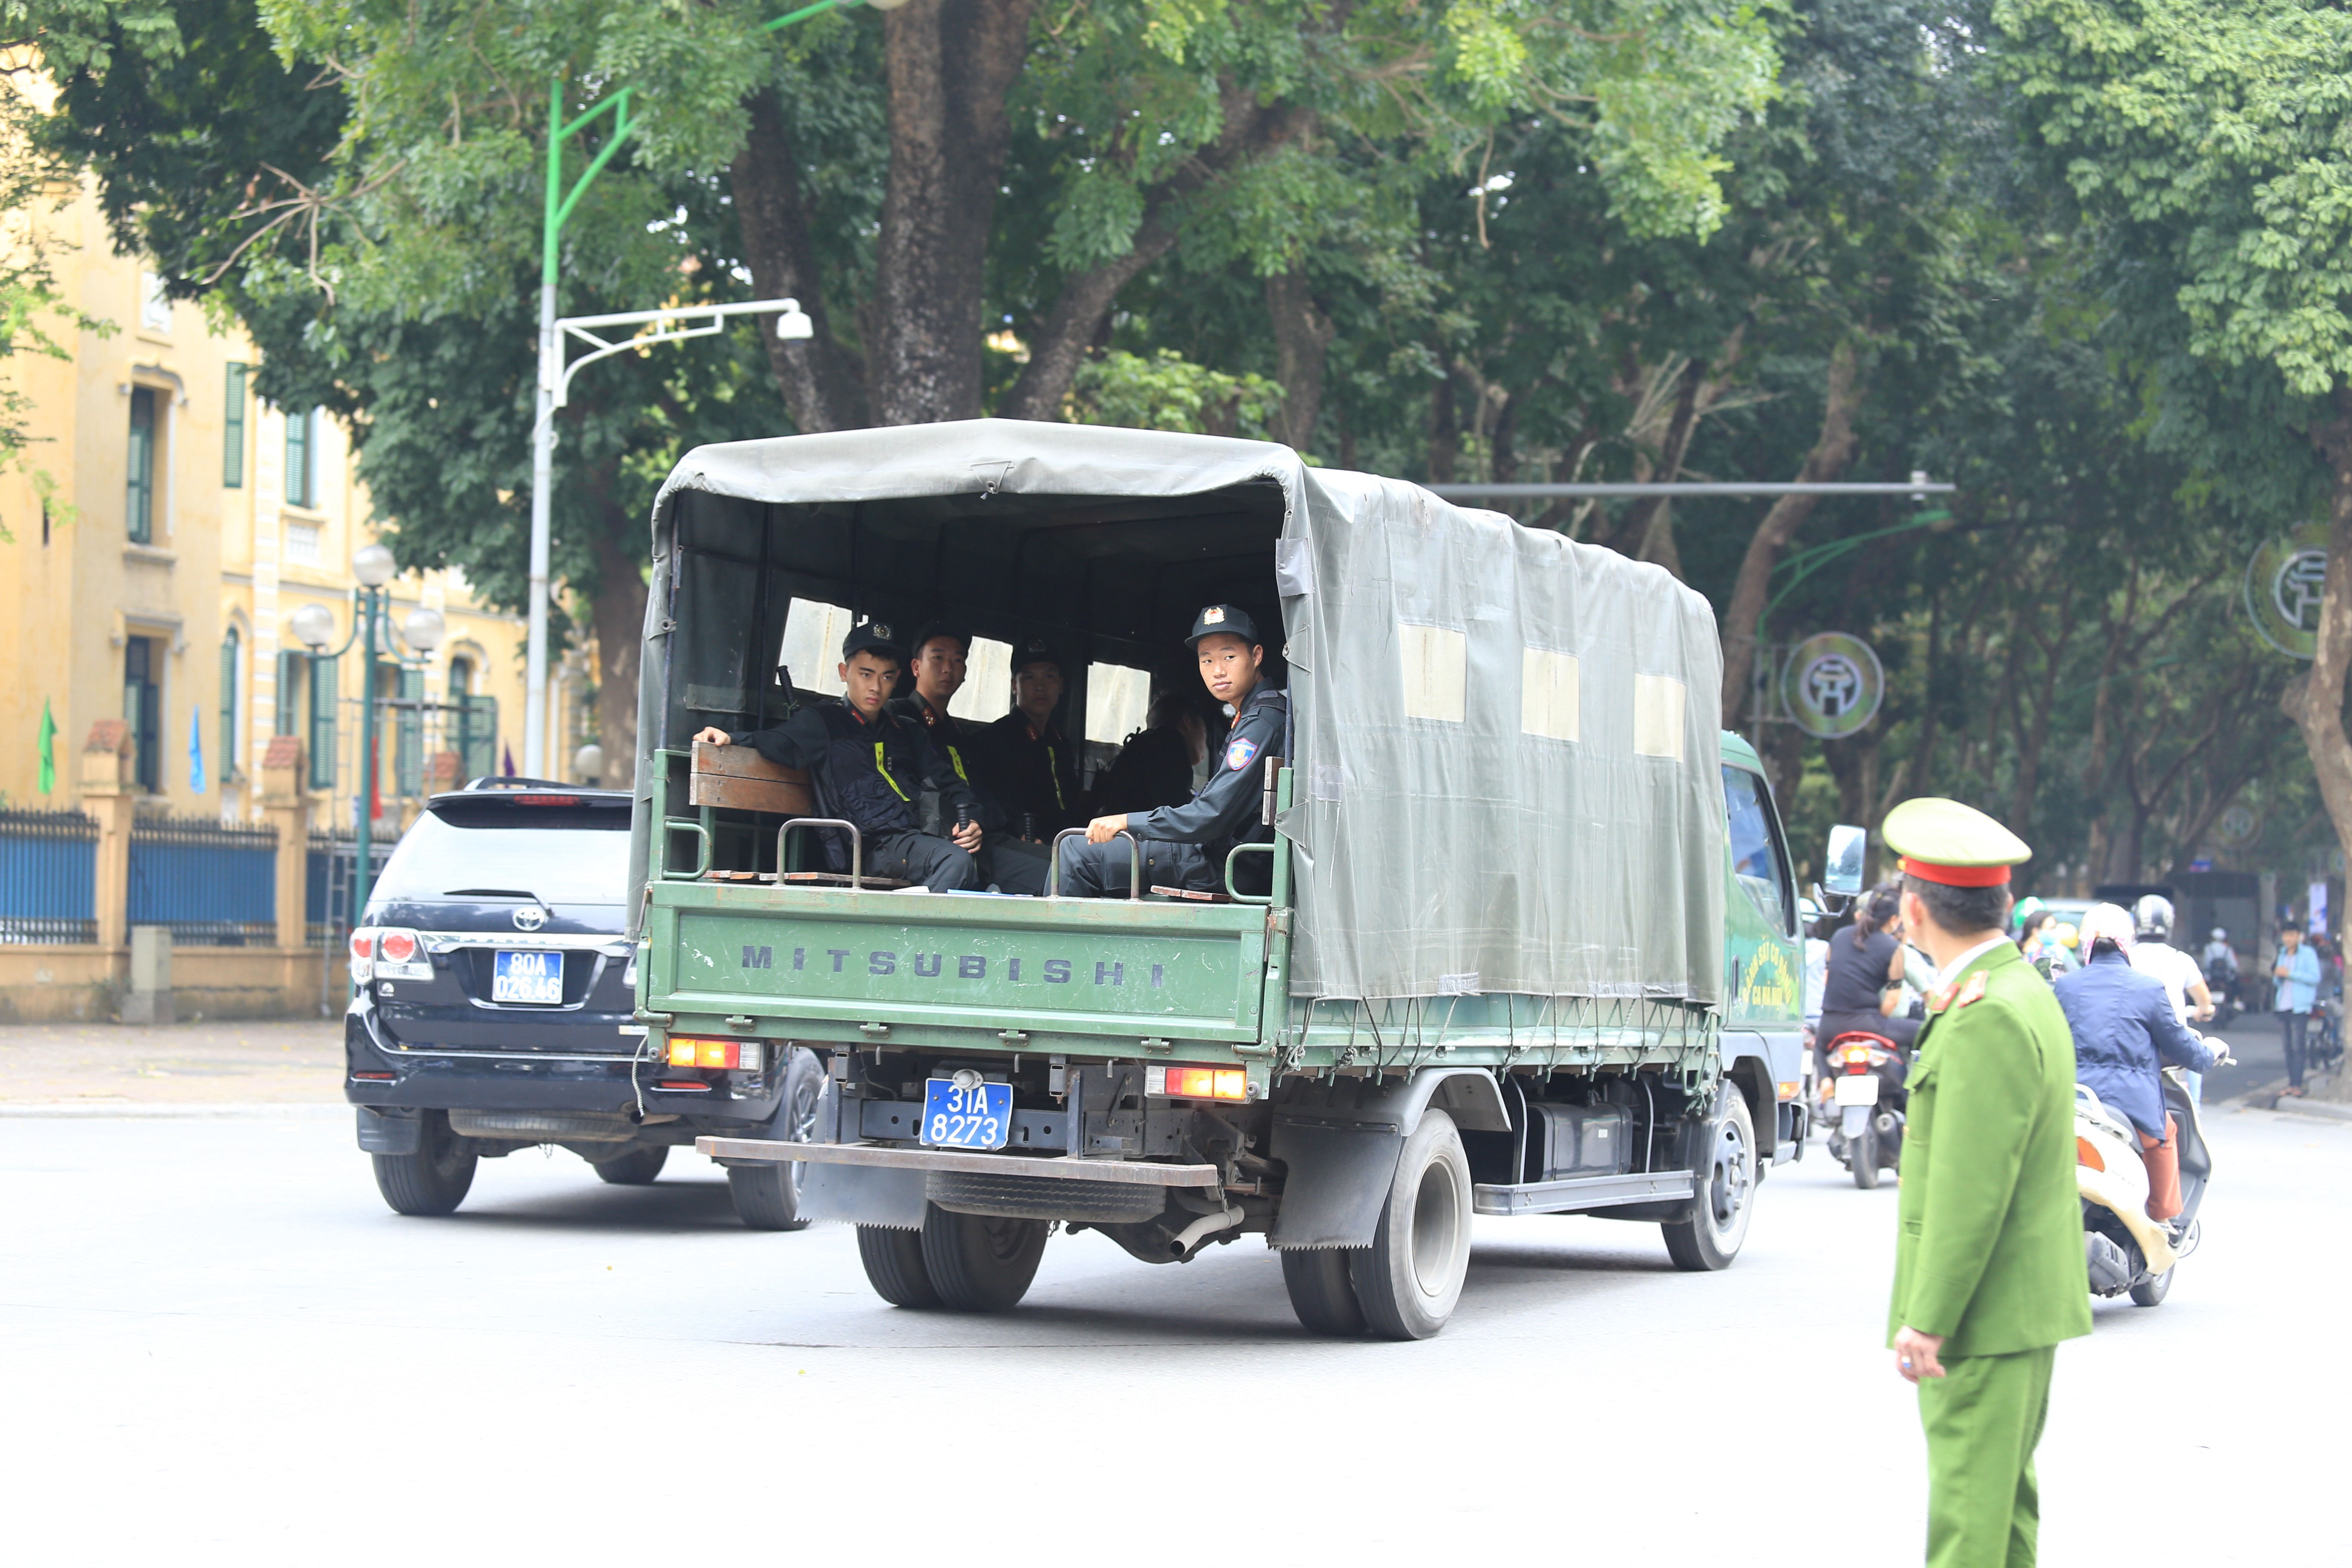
[[1060, 606, 1285, 898], [722, 624, 1041, 893], [984, 639, 1083, 837]]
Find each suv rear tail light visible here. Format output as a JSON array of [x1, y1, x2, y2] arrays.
[[1145, 1064, 1248, 1101], [372, 928, 432, 981], [665, 1037, 762, 1072]]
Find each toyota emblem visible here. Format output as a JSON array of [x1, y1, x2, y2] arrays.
[[511, 905, 547, 932]]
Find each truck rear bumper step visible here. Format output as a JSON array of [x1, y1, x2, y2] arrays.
[[695, 1136, 1220, 1188], [1473, 1170, 1696, 1216]]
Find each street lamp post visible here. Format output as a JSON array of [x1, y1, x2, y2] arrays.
[[291, 545, 446, 957], [522, 0, 905, 776]]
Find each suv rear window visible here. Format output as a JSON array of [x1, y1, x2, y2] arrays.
[[371, 797, 631, 908]]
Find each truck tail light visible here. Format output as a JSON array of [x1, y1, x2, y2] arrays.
[[1146, 1064, 1248, 1101], [1776, 1080, 1801, 1102], [665, 1038, 761, 1072]]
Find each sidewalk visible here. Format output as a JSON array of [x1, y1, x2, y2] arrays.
[[0, 1018, 344, 1107]]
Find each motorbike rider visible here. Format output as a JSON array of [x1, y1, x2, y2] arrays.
[[2128, 894, 2215, 1101], [1817, 885, 1920, 1083], [2053, 904, 2224, 1222], [2201, 926, 2239, 998]]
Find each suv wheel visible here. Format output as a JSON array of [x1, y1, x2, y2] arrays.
[[728, 1047, 824, 1231], [371, 1109, 478, 1216]]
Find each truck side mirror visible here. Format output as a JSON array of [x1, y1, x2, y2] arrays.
[[1822, 823, 1866, 897]]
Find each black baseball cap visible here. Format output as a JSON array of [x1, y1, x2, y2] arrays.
[[1011, 637, 1064, 673], [906, 620, 970, 659], [841, 621, 907, 663], [1186, 603, 1261, 647]]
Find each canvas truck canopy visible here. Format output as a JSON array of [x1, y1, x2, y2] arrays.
[[634, 419, 1725, 1007]]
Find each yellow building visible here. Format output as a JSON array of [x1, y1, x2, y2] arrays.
[[0, 176, 588, 828]]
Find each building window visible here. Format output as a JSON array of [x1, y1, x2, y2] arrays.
[[224, 362, 247, 488], [139, 271, 172, 334], [285, 521, 321, 564], [308, 652, 337, 790], [125, 636, 162, 793], [450, 657, 495, 782], [275, 649, 302, 738], [285, 407, 314, 508], [395, 667, 424, 796], [219, 627, 240, 780], [127, 386, 157, 544]]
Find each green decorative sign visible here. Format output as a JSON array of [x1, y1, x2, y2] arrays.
[[1782, 632, 1883, 739], [2214, 803, 2261, 851], [2245, 524, 2329, 660]]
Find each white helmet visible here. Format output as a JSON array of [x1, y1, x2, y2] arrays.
[[2134, 894, 2174, 937], [2211, 927, 2227, 941], [2080, 902, 2137, 951]]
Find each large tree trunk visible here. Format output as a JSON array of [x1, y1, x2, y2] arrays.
[[1606, 356, 1705, 575], [1718, 340, 1864, 714], [1265, 269, 1333, 452], [2286, 387, 2352, 885], [730, 89, 868, 433], [869, 0, 1035, 425], [587, 518, 647, 786]]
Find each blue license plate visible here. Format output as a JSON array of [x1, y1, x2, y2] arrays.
[[491, 949, 564, 1005], [922, 1078, 1013, 1150]]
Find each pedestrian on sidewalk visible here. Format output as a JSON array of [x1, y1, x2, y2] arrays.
[[1882, 797, 2091, 1568], [2273, 926, 2321, 1097]]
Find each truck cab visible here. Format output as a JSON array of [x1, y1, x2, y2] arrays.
[[628, 420, 1805, 1338]]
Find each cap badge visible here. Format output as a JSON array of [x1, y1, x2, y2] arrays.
[[872, 623, 893, 640], [1202, 606, 1225, 623]]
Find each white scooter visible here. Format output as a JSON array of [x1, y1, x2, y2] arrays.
[[2076, 1051, 2223, 1308]]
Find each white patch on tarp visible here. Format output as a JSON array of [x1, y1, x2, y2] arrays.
[[1311, 763, 1345, 802], [1521, 648, 1580, 741], [1398, 622, 1467, 723], [1275, 536, 1317, 597], [1632, 672, 1686, 760], [1437, 972, 1482, 996]]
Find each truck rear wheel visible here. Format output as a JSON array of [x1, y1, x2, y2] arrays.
[[1348, 1109, 1473, 1340], [1663, 1086, 1755, 1271], [371, 1110, 477, 1217], [1281, 1249, 1368, 1336], [857, 1224, 941, 1308], [921, 1205, 1048, 1312]]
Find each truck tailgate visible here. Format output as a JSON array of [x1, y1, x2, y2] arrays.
[[644, 883, 1274, 1049]]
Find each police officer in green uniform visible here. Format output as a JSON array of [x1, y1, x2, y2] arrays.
[[1882, 797, 2092, 1568]]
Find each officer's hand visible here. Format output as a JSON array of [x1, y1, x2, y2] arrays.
[[1893, 1326, 1946, 1384], [1085, 814, 1129, 845], [951, 821, 983, 853], [692, 726, 732, 746]]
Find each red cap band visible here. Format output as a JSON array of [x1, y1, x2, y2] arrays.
[[1900, 856, 2013, 888]]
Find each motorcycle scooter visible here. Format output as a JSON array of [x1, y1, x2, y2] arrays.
[[1818, 1031, 1908, 1190], [2077, 1054, 2223, 1307]]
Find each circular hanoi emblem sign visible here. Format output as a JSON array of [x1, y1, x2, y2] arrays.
[[1783, 632, 1883, 739], [2246, 524, 2329, 659]]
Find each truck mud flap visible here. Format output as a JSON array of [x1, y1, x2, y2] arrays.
[[799, 1161, 929, 1229], [1267, 1119, 1400, 1250]]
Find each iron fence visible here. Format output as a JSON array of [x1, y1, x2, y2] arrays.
[[129, 815, 276, 946], [0, 808, 98, 944], [307, 831, 394, 948]]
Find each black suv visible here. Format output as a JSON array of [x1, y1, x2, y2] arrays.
[[344, 779, 820, 1227]]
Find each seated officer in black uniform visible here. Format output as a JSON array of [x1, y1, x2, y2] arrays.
[[692, 622, 1042, 894], [983, 639, 1083, 839], [886, 621, 1048, 889], [1058, 604, 1285, 898]]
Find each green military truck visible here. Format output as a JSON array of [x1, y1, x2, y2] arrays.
[[628, 421, 1808, 1339]]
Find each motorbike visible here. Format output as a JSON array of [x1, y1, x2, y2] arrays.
[[2077, 1062, 2213, 1308], [1816, 1030, 1908, 1190], [2201, 955, 2241, 1029]]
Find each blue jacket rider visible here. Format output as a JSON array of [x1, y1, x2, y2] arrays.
[[1058, 603, 1286, 898], [2054, 919, 2215, 1141]]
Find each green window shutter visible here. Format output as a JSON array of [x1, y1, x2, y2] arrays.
[[275, 650, 300, 737], [126, 387, 156, 543], [308, 652, 337, 790], [219, 628, 240, 777], [223, 363, 247, 487], [462, 694, 497, 781], [395, 667, 424, 796], [285, 407, 311, 508]]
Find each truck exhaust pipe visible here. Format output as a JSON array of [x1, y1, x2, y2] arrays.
[[1169, 1205, 1246, 1259]]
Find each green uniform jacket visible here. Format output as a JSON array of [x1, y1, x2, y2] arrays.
[[1888, 942, 2093, 1357]]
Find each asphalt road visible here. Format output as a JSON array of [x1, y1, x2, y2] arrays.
[[3, 1102, 2339, 1565]]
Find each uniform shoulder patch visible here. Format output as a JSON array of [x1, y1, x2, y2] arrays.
[[1225, 735, 1262, 772], [1954, 971, 1990, 1008]]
